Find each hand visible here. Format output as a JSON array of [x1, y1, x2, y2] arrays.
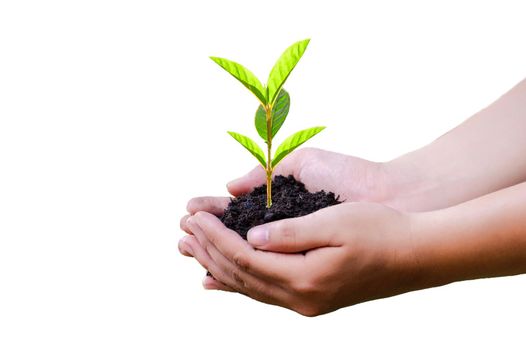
[[179, 200, 420, 316], [182, 147, 389, 238], [227, 147, 389, 204]]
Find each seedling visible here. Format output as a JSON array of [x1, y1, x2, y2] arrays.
[[210, 39, 325, 208]]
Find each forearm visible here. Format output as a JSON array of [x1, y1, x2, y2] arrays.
[[383, 78, 526, 211], [411, 181, 526, 289]]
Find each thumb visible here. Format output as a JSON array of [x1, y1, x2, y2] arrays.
[[227, 166, 266, 196], [226, 152, 304, 197], [247, 213, 335, 253]]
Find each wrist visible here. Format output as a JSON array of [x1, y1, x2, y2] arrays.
[[405, 211, 454, 289], [379, 155, 445, 212], [389, 209, 468, 294], [409, 183, 526, 289], [369, 210, 447, 298], [407, 208, 479, 290]]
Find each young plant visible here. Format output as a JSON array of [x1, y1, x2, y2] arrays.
[[210, 39, 325, 208]]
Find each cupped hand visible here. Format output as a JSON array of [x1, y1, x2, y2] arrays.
[[181, 147, 390, 240], [179, 200, 421, 316], [227, 147, 388, 203]]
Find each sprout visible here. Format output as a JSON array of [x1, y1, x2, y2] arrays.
[[210, 39, 325, 208]]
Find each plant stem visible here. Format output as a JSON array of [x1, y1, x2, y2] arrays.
[[265, 105, 273, 208]]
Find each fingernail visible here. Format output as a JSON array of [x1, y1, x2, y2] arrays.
[[247, 226, 269, 246]]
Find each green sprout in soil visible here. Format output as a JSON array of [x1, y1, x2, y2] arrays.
[[210, 39, 325, 208]]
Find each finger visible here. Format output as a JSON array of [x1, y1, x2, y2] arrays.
[[191, 211, 304, 283], [179, 234, 214, 271], [188, 216, 279, 297], [247, 206, 341, 253], [188, 215, 304, 310], [180, 215, 193, 234], [226, 166, 266, 196], [273, 148, 308, 177], [178, 235, 195, 257], [202, 276, 237, 292], [181, 229, 240, 291], [226, 152, 307, 197], [186, 197, 231, 216], [197, 239, 293, 307]]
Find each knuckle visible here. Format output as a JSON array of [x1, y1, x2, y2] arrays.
[[186, 198, 199, 213], [198, 259, 210, 272], [224, 281, 241, 293], [207, 233, 220, 249], [285, 148, 309, 166], [180, 215, 191, 231], [233, 252, 250, 271], [193, 211, 219, 246], [193, 210, 206, 220], [292, 147, 308, 158], [292, 279, 316, 295], [294, 304, 322, 318], [291, 270, 325, 296], [232, 270, 246, 288], [249, 281, 267, 297], [295, 147, 313, 157], [187, 197, 210, 214], [275, 221, 297, 247], [196, 233, 213, 254], [239, 279, 272, 304], [202, 242, 211, 254]]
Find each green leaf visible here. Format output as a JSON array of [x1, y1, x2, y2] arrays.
[[272, 126, 325, 168], [254, 89, 290, 141], [254, 105, 267, 140], [267, 39, 310, 105], [269, 89, 290, 137], [227, 131, 267, 168], [210, 57, 267, 105]]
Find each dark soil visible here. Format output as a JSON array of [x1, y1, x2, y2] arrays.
[[220, 175, 342, 239]]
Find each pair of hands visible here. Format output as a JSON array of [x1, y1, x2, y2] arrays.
[[179, 148, 424, 316], [181, 79, 526, 316]]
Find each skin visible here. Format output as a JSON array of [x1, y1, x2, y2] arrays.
[[226, 147, 389, 204], [179, 78, 526, 316]]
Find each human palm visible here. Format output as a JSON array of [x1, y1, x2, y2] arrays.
[[227, 147, 387, 203]]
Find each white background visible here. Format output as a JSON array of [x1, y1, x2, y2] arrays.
[[1, 1, 525, 349]]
